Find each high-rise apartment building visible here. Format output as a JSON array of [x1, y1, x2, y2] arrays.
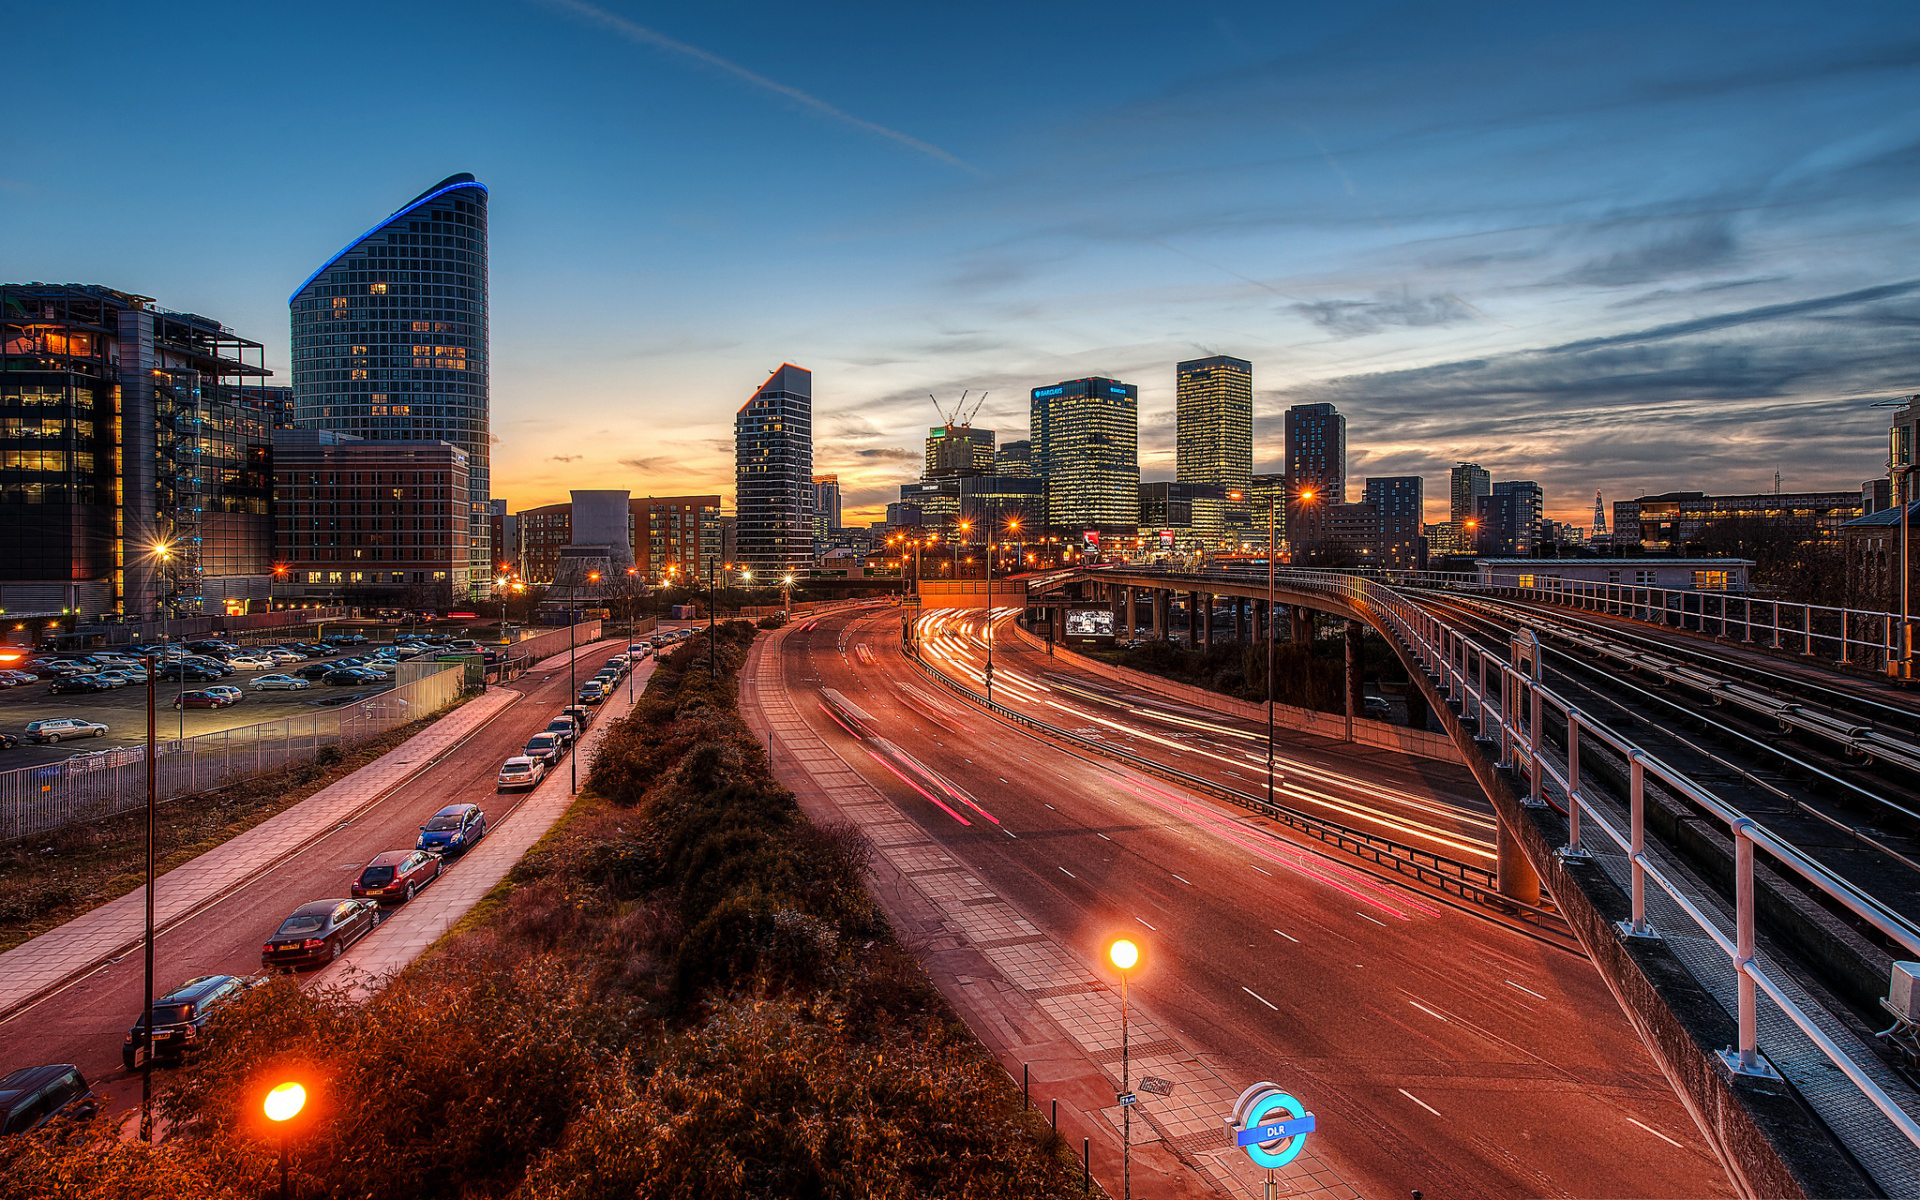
[[1450, 462, 1490, 526], [289, 174, 491, 593], [1175, 355, 1253, 491], [734, 364, 814, 573], [0, 284, 280, 621], [1284, 403, 1346, 502], [1032, 377, 1139, 536], [811, 475, 843, 546], [925, 424, 995, 478], [1363, 476, 1424, 569], [1475, 480, 1545, 556]]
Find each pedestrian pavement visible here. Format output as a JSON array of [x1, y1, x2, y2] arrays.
[[529, 636, 629, 674], [0, 685, 522, 1021], [312, 661, 651, 1000]]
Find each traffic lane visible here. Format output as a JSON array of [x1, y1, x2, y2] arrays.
[[904, 609, 1498, 862], [793, 614, 1729, 1199], [0, 648, 628, 1105]]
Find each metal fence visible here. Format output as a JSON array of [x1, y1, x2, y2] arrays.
[[0, 665, 468, 844]]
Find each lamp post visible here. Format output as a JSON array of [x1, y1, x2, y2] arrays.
[[707, 556, 717, 681], [138, 645, 157, 1142], [1267, 495, 1278, 811], [569, 569, 599, 794], [263, 1080, 306, 1200], [984, 507, 996, 704], [270, 563, 287, 614], [782, 572, 794, 618], [1107, 937, 1141, 1200]]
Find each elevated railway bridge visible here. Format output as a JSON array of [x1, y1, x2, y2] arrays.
[[999, 565, 1920, 1198]]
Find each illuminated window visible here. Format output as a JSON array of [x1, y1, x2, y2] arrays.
[[331, 297, 349, 319], [369, 282, 388, 294], [1692, 570, 1729, 591], [351, 370, 368, 380], [1516, 573, 1535, 588]]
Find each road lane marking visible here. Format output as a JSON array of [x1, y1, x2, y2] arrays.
[[1171, 873, 1192, 885], [1136, 917, 1156, 930], [999, 778, 1008, 784], [1626, 1117, 1686, 1148], [1408, 999, 1449, 1022], [1044, 803, 1055, 810], [1243, 987, 1278, 1011], [1398, 1088, 1442, 1117], [1273, 929, 1298, 942], [1097, 833, 1111, 841], [1059, 867, 1076, 878], [1356, 911, 1387, 927], [1505, 979, 1546, 1000], [1250, 864, 1272, 876], [1003, 828, 1018, 838]]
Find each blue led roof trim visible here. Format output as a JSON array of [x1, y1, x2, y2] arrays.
[[288, 178, 488, 306]]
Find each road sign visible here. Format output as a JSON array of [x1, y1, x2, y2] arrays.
[[1117, 1092, 1137, 1107], [1227, 1081, 1314, 1169]]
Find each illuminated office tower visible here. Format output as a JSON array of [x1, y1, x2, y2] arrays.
[[1032, 377, 1139, 537], [734, 364, 814, 573], [1176, 355, 1252, 541]]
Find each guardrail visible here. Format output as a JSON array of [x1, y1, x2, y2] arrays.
[[0, 666, 468, 844], [895, 618, 1571, 939], [1087, 565, 1920, 1154]]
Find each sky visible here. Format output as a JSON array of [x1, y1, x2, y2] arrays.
[[7, 0, 1919, 526]]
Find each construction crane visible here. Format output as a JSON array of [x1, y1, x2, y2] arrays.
[[928, 389, 987, 428]]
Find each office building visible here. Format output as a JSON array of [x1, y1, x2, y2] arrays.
[[1612, 490, 1862, 552], [1139, 482, 1229, 553], [1363, 476, 1424, 569], [1175, 356, 1253, 524], [0, 283, 281, 621], [1241, 473, 1289, 551], [514, 493, 721, 583], [1451, 463, 1490, 524], [734, 364, 813, 573], [289, 174, 491, 593], [1426, 522, 1459, 556], [272, 429, 469, 603], [995, 439, 1033, 477], [811, 475, 843, 546], [925, 424, 995, 479], [1032, 377, 1139, 536]]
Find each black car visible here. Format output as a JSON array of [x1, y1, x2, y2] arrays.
[[123, 975, 250, 1069], [0, 734, 16, 752], [160, 663, 222, 682], [543, 716, 579, 746], [323, 667, 384, 686], [0, 1065, 97, 1136], [48, 675, 111, 694], [331, 633, 368, 646], [561, 704, 594, 732], [294, 661, 337, 680], [260, 899, 379, 970]]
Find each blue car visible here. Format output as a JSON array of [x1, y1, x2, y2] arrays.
[[416, 803, 486, 857]]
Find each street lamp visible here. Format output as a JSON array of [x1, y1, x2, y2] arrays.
[[1107, 937, 1142, 1200], [569, 569, 600, 794], [1267, 494, 1279, 811], [270, 563, 288, 613], [264, 1080, 306, 1200]]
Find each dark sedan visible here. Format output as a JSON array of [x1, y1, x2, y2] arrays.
[[522, 732, 564, 766], [122, 975, 249, 1069], [260, 899, 379, 970], [48, 676, 111, 694], [159, 664, 222, 682], [0, 1065, 96, 1136], [350, 849, 442, 904], [324, 667, 385, 686], [171, 690, 230, 710], [294, 661, 337, 680]]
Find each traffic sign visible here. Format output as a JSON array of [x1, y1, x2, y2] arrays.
[[1227, 1081, 1314, 1169]]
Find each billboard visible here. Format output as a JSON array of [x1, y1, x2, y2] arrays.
[[1065, 608, 1116, 637], [1083, 530, 1100, 551], [1159, 529, 1176, 550]]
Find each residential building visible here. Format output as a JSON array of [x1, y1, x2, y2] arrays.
[[1451, 461, 1490, 546], [272, 429, 469, 603], [0, 283, 280, 621], [289, 173, 492, 593], [995, 439, 1033, 477], [516, 502, 571, 583], [1890, 395, 1920, 506], [1425, 521, 1459, 556], [1175, 355, 1253, 542], [1611, 490, 1862, 552], [1363, 475, 1424, 569], [734, 364, 813, 574], [1494, 480, 1544, 553], [637, 494, 721, 582], [811, 475, 843, 547], [1476, 483, 1543, 556], [1841, 503, 1920, 611], [1032, 377, 1139, 536], [1864, 478, 1893, 516], [514, 493, 721, 584], [486, 498, 509, 578], [925, 424, 995, 478], [1284, 403, 1346, 503]]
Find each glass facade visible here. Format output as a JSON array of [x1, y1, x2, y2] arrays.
[[1031, 377, 1139, 536], [734, 364, 813, 573], [1175, 355, 1252, 491], [289, 174, 490, 594]]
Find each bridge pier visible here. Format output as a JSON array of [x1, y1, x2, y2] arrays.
[[1234, 597, 1247, 643], [1252, 599, 1267, 644], [1345, 619, 1363, 742], [1187, 590, 1201, 648], [1199, 593, 1213, 653], [1290, 605, 1314, 645], [1152, 589, 1169, 641], [1496, 824, 1542, 905]]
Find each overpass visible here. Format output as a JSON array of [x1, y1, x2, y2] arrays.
[[1013, 565, 1920, 1199]]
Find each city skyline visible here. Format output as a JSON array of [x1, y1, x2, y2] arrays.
[[4, 2, 1915, 526]]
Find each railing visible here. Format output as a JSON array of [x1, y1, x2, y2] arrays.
[[0, 666, 468, 843], [1089, 565, 1920, 1153]]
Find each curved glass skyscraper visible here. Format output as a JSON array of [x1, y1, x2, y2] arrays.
[[289, 174, 490, 594]]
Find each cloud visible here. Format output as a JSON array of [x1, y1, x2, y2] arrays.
[[1559, 220, 1739, 288], [855, 447, 919, 461], [1293, 289, 1479, 338], [532, 0, 982, 175], [550, 454, 581, 463], [619, 456, 670, 472]]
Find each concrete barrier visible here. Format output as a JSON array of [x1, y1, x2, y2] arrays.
[[1007, 620, 1462, 764]]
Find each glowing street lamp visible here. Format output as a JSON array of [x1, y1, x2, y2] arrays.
[[1107, 937, 1142, 1200], [264, 1080, 306, 1200]]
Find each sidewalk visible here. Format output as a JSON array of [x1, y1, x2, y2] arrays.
[[529, 636, 628, 674], [313, 662, 651, 999], [0, 686, 521, 1020]]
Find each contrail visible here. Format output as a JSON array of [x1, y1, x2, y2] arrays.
[[534, 0, 982, 175]]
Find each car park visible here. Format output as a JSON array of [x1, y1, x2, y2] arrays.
[[260, 899, 379, 970], [172, 691, 230, 710], [416, 803, 486, 856], [522, 731, 564, 765], [0, 1065, 97, 1136], [253, 673, 312, 690], [122, 975, 250, 1069], [25, 719, 108, 743], [350, 849, 442, 904], [496, 755, 547, 791]]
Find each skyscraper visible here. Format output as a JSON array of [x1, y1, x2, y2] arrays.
[[734, 364, 814, 573], [1363, 475, 1424, 569], [1450, 462, 1490, 528], [1032, 377, 1140, 536], [811, 475, 843, 545], [995, 440, 1033, 477], [924, 424, 995, 478], [1175, 355, 1253, 492], [290, 173, 490, 595], [1284, 403, 1346, 502]]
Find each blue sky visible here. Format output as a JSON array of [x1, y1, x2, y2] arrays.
[[7, 0, 1918, 524]]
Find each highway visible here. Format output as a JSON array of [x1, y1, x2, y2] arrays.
[[767, 607, 1733, 1199], [0, 638, 633, 1117]]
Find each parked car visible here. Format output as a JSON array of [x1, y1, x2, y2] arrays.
[[260, 899, 379, 971], [25, 719, 108, 743], [254, 673, 312, 690], [495, 755, 548, 791], [323, 667, 384, 686], [159, 663, 222, 683], [49, 675, 112, 695], [577, 681, 607, 705], [561, 704, 594, 732], [330, 633, 368, 646], [543, 716, 579, 746], [350, 849, 442, 904], [0, 671, 33, 688], [416, 803, 486, 857], [0, 734, 17, 752], [522, 732, 565, 766], [101, 666, 149, 685], [122, 975, 250, 1069], [1361, 695, 1392, 721], [294, 662, 337, 680], [227, 655, 277, 671], [205, 685, 244, 705], [265, 649, 305, 665], [0, 1065, 97, 1136], [172, 691, 230, 710]]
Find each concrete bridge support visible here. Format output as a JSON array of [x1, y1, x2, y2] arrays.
[[1344, 619, 1364, 741], [1199, 594, 1213, 653], [1116, 586, 1132, 638], [1187, 591, 1201, 648], [1152, 589, 1170, 641], [1233, 598, 1247, 643], [1252, 599, 1267, 644], [1289, 605, 1314, 645]]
